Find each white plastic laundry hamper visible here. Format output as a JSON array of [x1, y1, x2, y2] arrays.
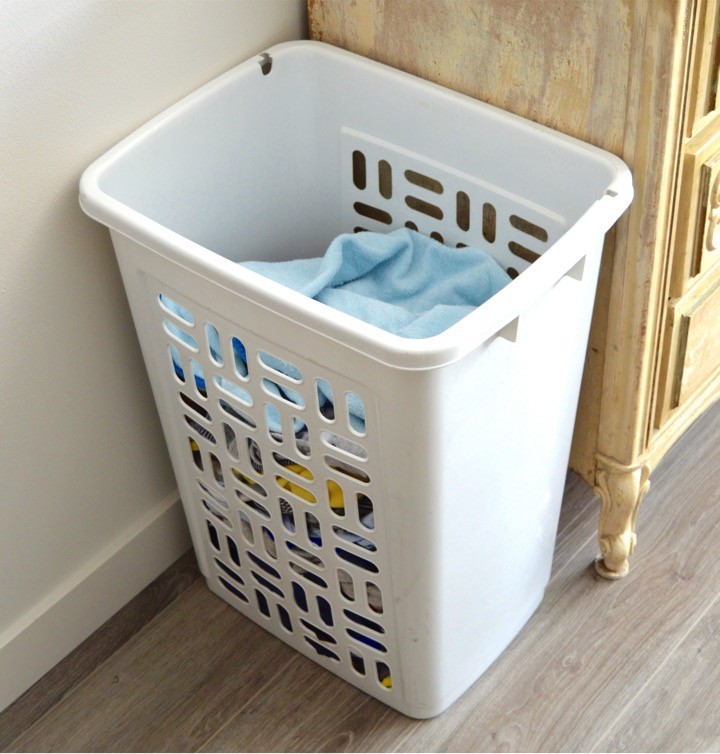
[[79, 41, 632, 718]]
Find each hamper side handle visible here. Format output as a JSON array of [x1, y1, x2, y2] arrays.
[[496, 317, 519, 343], [494, 253, 586, 343], [563, 256, 586, 281]]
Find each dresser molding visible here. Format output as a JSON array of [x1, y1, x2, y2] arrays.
[[594, 453, 651, 579]]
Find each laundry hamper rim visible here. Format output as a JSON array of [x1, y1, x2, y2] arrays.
[[76, 193, 619, 371], [79, 39, 634, 221]]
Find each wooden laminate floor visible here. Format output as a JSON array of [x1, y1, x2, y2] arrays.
[[4, 401, 720, 752]]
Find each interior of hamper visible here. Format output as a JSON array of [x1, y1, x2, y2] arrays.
[[98, 44, 620, 277]]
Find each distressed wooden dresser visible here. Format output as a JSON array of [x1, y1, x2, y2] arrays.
[[308, 0, 720, 577]]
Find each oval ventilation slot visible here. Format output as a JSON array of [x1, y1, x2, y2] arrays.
[[159, 294, 194, 325], [324, 456, 370, 484]]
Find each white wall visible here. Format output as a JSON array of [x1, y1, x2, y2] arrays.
[[0, 0, 307, 710]]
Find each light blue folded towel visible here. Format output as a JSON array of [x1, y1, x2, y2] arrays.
[[243, 228, 510, 339]]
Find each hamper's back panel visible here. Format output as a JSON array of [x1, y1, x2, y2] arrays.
[[150, 281, 399, 700], [340, 128, 568, 276]]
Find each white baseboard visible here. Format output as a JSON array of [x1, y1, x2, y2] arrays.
[[0, 491, 191, 712]]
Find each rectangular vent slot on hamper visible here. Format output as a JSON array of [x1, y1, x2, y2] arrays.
[[163, 320, 198, 351], [218, 577, 248, 603], [159, 294, 194, 324], [252, 571, 285, 599], [202, 500, 230, 527], [80, 39, 632, 718], [215, 559, 244, 585]]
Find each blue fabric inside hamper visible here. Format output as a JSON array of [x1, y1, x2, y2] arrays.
[[243, 228, 510, 339]]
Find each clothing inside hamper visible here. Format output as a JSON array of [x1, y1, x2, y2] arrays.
[[242, 228, 511, 339]]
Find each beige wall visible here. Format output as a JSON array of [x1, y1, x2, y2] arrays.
[[0, 0, 307, 709]]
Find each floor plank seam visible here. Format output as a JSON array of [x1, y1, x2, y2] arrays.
[[196, 653, 301, 752], [588, 588, 720, 752], [551, 529, 599, 583], [390, 719, 424, 752], [3, 572, 203, 753]]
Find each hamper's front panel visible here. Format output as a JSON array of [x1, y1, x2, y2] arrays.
[[341, 128, 568, 278], [148, 279, 398, 700]]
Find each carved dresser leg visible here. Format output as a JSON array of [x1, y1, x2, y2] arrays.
[[594, 455, 651, 579]]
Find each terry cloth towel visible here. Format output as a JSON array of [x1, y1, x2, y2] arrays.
[[242, 228, 511, 339]]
